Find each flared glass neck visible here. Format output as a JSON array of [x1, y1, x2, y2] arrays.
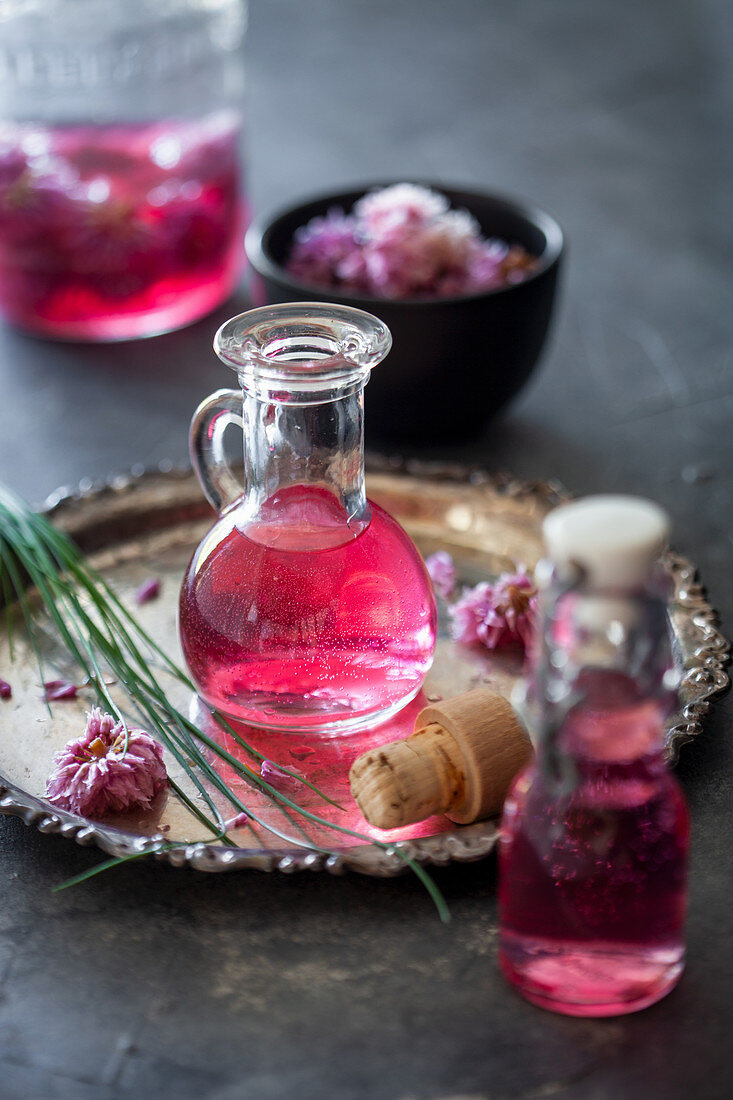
[[213, 304, 392, 540], [214, 303, 392, 405]]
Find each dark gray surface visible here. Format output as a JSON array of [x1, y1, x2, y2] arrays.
[[1, 1, 732, 1098]]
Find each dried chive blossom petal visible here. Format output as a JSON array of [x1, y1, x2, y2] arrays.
[[260, 760, 302, 795], [0, 677, 11, 699], [42, 679, 78, 701], [450, 569, 537, 651], [45, 707, 167, 818], [135, 577, 161, 604], [286, 183, 538, 299]]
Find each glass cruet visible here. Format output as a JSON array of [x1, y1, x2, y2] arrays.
[[179, 303, 438, 734]]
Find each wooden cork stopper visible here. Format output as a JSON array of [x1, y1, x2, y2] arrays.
[[349, 687, 532, 829]]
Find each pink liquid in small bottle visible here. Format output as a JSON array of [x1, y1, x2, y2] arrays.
[[179, 485, 437, 733], [498, 671, 689, 1016], [0, 114, 245, 340]]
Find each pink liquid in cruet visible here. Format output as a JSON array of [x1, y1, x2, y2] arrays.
[[0, 113, 245, 339], [498, 671, 689, 1016], [179, 485, 437, 733]]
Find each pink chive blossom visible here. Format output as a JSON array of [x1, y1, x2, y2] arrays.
[[45, 707, 167, 818], [224, 812, 249, 830], [425, 550, 456, 598], [260, 760, 302, 795], [287, 208, 367, 291], [354, 182, 449, 238], [286, 183, 538, 299], [42, 680, 78, 702], [135, 577, 161, 604], [0, 678, 11, 699], [449, 569, 537, 651]]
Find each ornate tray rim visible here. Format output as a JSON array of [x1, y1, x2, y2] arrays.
[[0, 459, 729, 878]]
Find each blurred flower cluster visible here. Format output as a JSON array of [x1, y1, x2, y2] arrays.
[[449, 571, 537, 650], [426, 552, 537, 651], [287, 183, 537, 299]]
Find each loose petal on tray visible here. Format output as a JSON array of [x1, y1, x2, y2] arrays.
[[45, 707, 167, 818], [225, 812, 249, 829], [260, 760, 303, 794], [0, 677, 11, 699], [425, 550, 456, 598], [42, 680, 78, 701], [135, 577, 161, 604]]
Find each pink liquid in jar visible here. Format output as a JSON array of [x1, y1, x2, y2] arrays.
[[0, 114, 245, 340], [498, 672, 689, 1016], [179, 486, 437, 733]]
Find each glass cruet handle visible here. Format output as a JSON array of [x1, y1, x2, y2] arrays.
[[189, 389, 244, 514]]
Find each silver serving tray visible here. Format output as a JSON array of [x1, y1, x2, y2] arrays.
[[0, 462, 729, 877]]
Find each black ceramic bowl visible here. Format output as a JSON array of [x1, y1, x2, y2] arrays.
[[245, 183, 563, 447]]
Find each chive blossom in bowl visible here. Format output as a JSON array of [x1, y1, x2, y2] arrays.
[[286, 183, 539, 299], [246, 182, 564, 446]]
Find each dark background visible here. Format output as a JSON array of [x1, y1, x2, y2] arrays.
[[0, 1, 731, 1097]]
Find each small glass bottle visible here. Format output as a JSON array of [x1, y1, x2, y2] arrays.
[[0, 0, 248, 340], [179, 304, 437, 734], [498, 496, 689, 1016]]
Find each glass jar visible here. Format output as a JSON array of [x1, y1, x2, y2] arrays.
[[0, 0, 248, 340], [179, 304, 438, 735]]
